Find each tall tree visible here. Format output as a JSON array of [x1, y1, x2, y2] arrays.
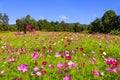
[[102, 10, 117, 33], [2, 13, 9, 24], [0, 13, 9, 24], [90, 18, 103, 33], [73, 22, 80, 32], [0, 13, 2, 22], [16, 19, 24, 31]]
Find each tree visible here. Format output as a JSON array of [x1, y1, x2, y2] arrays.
[[102, 10, 117, 33], [16, 15, 38, 33], [73, 22, 81, 32], [2, 13, 9, 24], [16, 19, 24, 31], [90, 18, 104, 33], [112, 15, 120, 30], [0, 13, 2, 22], [0, 13, 9, 31], [0, 13, 9, 24]]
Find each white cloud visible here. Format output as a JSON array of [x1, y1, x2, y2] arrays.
[[59, 15, 68, 20]]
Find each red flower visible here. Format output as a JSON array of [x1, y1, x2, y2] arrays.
[[64, 45, 67, 48], [67, 39, 71, 43], [42, 61, 48, 65], [41, 70, 46, 75], [80, 47, 84, 51], [19, 77, 23, 80], [66, 56, 71, 60], [99, 50, 103, 54], [64, 62, 69, 67], [42, 47, 46, 50], [80, 62, 85, 67]]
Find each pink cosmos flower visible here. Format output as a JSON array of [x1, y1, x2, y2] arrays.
[[105, 57, 118, 69], [65, 50, 69, 54], [2, 58, 5, 61], [19, 48, 26, 54], [61, 53, 66, 58], [32, 52, 39, 60], [93, 70, 99, 76], [18, 64, 29, 73], [49, 64, 54, 68], [55, 51, 61, 57], [8, 56, 15, 62], [68, 61, 76, 69], [57, 63, 64, 68], [83, 53, 86, 56], [56, 69, 61, 74], [0, 70, 5, 75], [47, 49, 52, 53], [63, 75, 71, 80], [106, 68, 112, 72], [113, 68, 118, 73], [40, 53, 44, 57], [33, 67, 39, 71], [72, 50, 76, 53]]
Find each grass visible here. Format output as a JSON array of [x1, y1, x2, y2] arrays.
[[0, 31, 120, 80]]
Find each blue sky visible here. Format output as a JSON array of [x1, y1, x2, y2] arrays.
[[0, 0, 120, 24]]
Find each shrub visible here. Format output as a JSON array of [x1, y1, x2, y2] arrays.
[[110, 30, 120, 35]]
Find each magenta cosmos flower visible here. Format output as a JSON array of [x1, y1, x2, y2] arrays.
[[106, 68, 112, 72], [32, 52, 39, 60], [18, 64, 29, 73], [63, 75, 71, 80], [49, 64, 54, 68], [93, 70, 99, 76]]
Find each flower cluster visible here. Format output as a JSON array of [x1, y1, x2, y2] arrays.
[[18, 64, 29, 73]]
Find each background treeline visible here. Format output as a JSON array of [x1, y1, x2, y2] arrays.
[[0, 10, 120, 34]]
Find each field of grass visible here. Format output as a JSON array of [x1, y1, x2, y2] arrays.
[[0, 31, 120, 80]]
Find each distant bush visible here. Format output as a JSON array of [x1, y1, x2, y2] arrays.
[[110, 30, 120, 35]]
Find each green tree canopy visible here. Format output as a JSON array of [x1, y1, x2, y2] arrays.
[[102, 10, 117, 33]]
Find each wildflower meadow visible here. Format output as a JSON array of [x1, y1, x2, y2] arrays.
[[0, 31, 120, 80]]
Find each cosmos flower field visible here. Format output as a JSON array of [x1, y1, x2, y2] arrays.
[[0, 31, 120, 80]]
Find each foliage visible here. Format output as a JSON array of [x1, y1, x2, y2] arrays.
[[89, 10, 120, 34], [0, 13, 9, 24], [102, 10, 118, 33], [110, 30, 120, 35], [0, 10, 120, 34]]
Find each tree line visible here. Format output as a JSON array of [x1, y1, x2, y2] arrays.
[[0, 10, 120, 34]]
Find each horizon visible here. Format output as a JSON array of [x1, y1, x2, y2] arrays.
[[0, 0, 120, 24]]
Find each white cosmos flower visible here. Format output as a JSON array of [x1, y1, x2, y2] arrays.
[[71, 38, 73, 40], [65, 37, 67, 39], [61, 39, 63, 41], [53, 43, 56, 45], [36, 72, 41, 76], [103, 52, 107, 55], [100, 72, 104, 76], [58, 41, 60, 43], [68, 61, 73, 65]]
